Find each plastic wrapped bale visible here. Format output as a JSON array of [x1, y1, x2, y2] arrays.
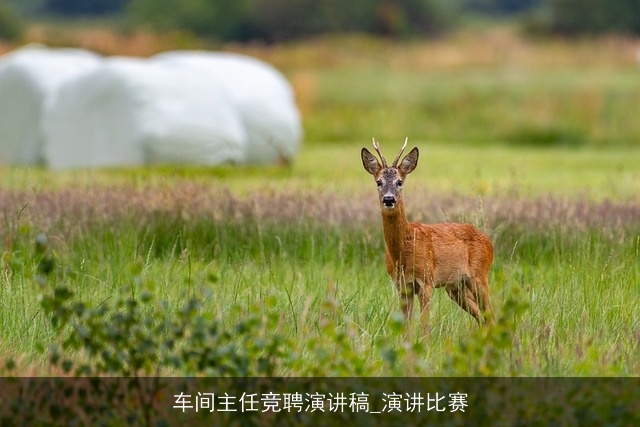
[[153, 51, 302, 165], [42, 57, 246, 169], [0, 45, 100, 165]]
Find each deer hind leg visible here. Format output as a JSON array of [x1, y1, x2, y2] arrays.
[[475, 276, 494, 325], [460, 277, 494, 326], [446, 279, 483, 324]]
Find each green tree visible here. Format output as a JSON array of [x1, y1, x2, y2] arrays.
[[549, 0, 640, 35], [127, 0, 458, 42], [43, 0, 128, 15], [127, 0, 257, 40], [3, 0, 46, 15], [0, 0, 24, 41], [464, 0, 542, 15]]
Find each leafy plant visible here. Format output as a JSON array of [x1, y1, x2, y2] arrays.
[[35, 275, 288, 425], [443, 292, 529, 376]]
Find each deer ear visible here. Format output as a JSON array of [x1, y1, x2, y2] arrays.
[[398, 147, 419, 175], [361, 148, 381, 176]]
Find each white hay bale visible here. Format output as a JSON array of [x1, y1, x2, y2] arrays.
[[42, 57, 246, 169], [153, 51, 302, 164], [0, 44, 100, 165]]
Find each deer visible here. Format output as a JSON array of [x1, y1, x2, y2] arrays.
[[361, 138, 494, 331]]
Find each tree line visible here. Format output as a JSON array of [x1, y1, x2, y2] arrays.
[[2, 0, 640, 42]]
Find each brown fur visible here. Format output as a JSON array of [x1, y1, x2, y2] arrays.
[[362, 139, 494, 329]]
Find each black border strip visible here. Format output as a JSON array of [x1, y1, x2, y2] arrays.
[[0, 377, 638, 426]]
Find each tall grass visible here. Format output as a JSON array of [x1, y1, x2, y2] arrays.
[[1, 177, 638, 375]]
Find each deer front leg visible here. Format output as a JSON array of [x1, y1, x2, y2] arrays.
[[417, 280, 432, 332], [397, 281, 415, 321]]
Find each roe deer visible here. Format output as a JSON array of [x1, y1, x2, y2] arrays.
[[361, 138, 494, 329]]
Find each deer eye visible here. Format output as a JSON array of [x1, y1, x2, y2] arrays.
[[396, 180, 403, 187], [376, 180, 383, 187]]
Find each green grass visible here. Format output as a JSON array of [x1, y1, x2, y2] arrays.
[[3, 142, 640, 200], [1, 142, 639, 376], [303, 64, 640, 148], [1, 32, 639, 376]]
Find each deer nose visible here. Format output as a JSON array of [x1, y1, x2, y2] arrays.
[[382, 196, 396, 207]]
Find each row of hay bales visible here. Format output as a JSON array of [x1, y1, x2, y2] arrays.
[[0, 45, 302, 169]]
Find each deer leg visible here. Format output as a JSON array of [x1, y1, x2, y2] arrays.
[[397, 282, 415, 321], [462, 284, 483, 324], [446, 280, 482, 324], [446, 287, 467, 317], [417, 280, 432, 332], [475, 277, 494, 325], [463, 278, 498, 326]]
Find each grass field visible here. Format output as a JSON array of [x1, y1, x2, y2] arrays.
[[0, 28, 639, 377]]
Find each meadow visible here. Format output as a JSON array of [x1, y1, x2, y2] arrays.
[[0, 28, 639, 380]]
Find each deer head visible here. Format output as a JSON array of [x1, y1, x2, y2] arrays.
[[361, 138, 419, 210]]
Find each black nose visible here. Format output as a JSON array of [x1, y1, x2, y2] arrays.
[[382, 196, 396, 207]]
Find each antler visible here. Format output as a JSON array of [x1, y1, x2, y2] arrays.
[[372, 137, 388, 167], [391, 137, 408, 167]]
